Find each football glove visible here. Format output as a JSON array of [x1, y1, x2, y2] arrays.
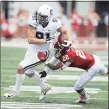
[[45, 36, 55, 43], [39, 71, 47, 78]]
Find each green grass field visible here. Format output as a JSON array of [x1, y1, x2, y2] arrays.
[[1, 47, 108, 109]]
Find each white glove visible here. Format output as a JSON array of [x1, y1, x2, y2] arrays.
[[46, 40, 54, 44], [45, 36, 55, 44]]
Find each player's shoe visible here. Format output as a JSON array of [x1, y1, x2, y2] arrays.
[[39, 84, 51, 101], [75, 94, 89, 104], [4, 90, 19, 98]]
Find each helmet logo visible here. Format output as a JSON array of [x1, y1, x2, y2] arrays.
[[50, 10, 53, 15]]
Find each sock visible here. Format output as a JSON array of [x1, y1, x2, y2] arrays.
[[76, 88, 87, 97], [13, 74, 25, 92], [32, 71, 47, 89]]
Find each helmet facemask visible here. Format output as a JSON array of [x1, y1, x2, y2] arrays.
[[37, 13, 50, 27], [36, 5, 53, 27]]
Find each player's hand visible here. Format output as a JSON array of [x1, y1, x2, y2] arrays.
[[46, 40, 54, 43], [45, 37, 55, 43]]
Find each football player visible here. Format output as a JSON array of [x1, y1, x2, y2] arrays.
[[4, 4, 72, 100], [39, 33, 108, 103]]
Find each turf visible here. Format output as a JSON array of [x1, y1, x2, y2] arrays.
[[1, 47, 108, 109]]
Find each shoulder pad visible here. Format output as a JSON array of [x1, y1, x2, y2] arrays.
[[52, 18, 58, 23]]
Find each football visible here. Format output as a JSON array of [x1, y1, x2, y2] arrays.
[[58, 33, 66, 44], [54, 33, 66, 49]]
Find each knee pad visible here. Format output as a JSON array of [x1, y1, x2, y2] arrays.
[[74, 83, 83, 91], [17, 65, 24, 74], [99, 67, 108, 75], [25, 73, 34, 78], [25, 69, 35, 77]]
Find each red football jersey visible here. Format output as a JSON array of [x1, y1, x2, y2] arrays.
[[59, 48, 95, 70]]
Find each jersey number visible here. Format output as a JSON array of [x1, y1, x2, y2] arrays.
[[62, 55, 69, 62], [75, 50, 86, 59], [36, 32, 50, 39]]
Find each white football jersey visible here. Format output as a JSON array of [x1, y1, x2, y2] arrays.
[[28, 14, 62, 51]]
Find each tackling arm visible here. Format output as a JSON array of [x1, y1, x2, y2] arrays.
[[46, 61, 71, 70], [39, 56, 71, 77], [46, 63, 61, 70], [39, 56, 60, 78]]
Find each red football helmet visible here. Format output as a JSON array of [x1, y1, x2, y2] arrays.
[[54, 33, 72, 49]]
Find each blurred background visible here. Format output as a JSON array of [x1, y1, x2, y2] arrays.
[[1, 1, 108, 108], [0, 1, 108, 50]]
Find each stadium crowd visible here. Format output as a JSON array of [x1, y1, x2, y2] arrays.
[[0, 7, 108, 40]]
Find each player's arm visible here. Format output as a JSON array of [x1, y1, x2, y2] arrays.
[[57, 25, 72, 41], [40, 61, 71, 78], [27, 25, 46, 44], [39, 56, 60, 78], [46, 63, 60, 70], [46, 61, 71, 70]]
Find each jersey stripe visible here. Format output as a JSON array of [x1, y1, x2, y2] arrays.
[[24, 61, 42, 71], [24, 50, 50, 71]]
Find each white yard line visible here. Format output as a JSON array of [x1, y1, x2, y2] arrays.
[[1, 102, 82, 109], [4, 86, 104, 94], [46, 75, 108, 82], [3, 96, 108, 101], [8, 74, 108, 82]]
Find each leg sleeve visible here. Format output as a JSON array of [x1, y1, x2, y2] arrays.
[[74, 66, 98, 90]]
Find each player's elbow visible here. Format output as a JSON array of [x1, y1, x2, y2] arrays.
[[28, 38, 32, 44], [28, 38, 34, 44]]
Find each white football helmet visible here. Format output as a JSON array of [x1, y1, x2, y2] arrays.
[[37, 4, 53, 27]]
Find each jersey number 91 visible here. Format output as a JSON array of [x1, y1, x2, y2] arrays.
[[36, 31, 50, 39]]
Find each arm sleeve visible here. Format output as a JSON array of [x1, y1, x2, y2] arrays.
[[49, 56, 60, 64], [61, 62, 71, 70], [44, 56, 60, 73]]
